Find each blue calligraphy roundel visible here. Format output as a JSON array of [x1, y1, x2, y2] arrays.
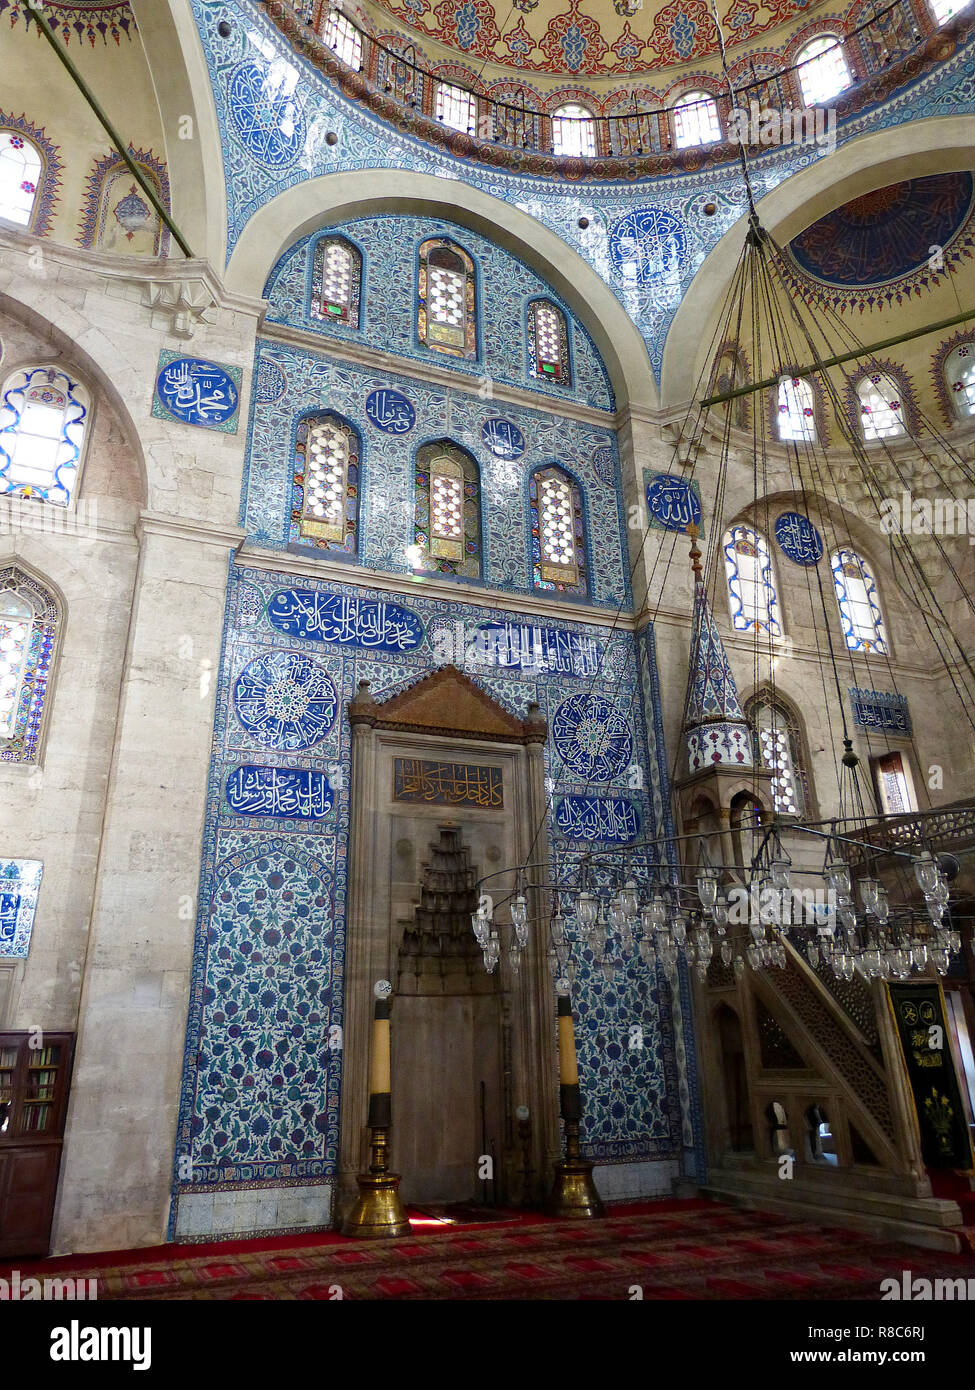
[[365, 389, 416, 434], [481, 418, 525, 459], [645, 474, 701, 532], [608, 207, 687, 289], [775, 512, 824, 566], [234, 652, 337, 751], [227, 61, 306, 169], [155, 358, 239, 426], [552, 693, 633, 784]]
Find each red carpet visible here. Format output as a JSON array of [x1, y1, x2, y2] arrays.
[[4, 1200, 974, 1300]]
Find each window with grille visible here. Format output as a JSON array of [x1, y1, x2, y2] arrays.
[[418, 239, 476, 358], [857, 373, 906, 440], [322, 8, 363, 68], [945, 343, 975, 419], [748, 698, 808, 818], [930, 0, 970, 24], [723, 526, 782, 635], [292, 413, 359, 553], [529, 301, 569, 383], [530, 466, 587, 595], [311, 236, 361, 326], [795, 36, 852, 106], [0, 130, 42, 228], [673, 92, 721, 148], [830, 548, 888, 653], [777, 376, 816, 442], [0, 366, 89, 507], [552, 104, 596, 158], [436, 82, 477, 133], [414, 442, 481, 578], [0, 566, 60, 764]]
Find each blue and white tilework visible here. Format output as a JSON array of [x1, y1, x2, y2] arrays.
[[244, 339, 629, 608], [172, 560, 681, 1234], [265, 216, 614, 412], [190, 0, 975, 379], [0, 858, 43, 959]]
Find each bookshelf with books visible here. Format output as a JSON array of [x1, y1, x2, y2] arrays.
[[0, 1031, 75, 1257]]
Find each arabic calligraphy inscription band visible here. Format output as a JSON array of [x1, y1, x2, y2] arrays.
[[393, 758, 503, 809]]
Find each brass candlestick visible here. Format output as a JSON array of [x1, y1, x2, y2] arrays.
[[548, 989, 604, 1219], [342, 981, 410, 1239]]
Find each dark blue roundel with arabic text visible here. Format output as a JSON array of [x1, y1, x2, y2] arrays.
[[552, 692, 633, 784], [155, 358, 239, 426], [646, 474, 701, 532], [481, 418, 526, 459], [234, 652, 337, 751], [775, 512, 824, 566], [365, 388, 415, 434]]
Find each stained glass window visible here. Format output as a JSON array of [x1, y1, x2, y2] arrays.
[[747, 695, 808, 818], [795, 36, 852, 106], [857, 373, 906, 440], [673, 91, 721, 148], [0, 366, 89, 507], [311, 236, 361, 326], [0, 130, 42, 227], [0, 566, 59, 764], [722, 525, 782, 635], [945, 343, 975, 419], [414, 442, 481, 579], [322, 8, 362, 68], [418, 239, 476, 358], [552, 104, 596, 158], [777, 375, 816, 442], [436, 81, 476, 134], [831, 548, 888, 653], [528, 300, 570, 384], [530, 466, 587, 596], [292, 413, 359, 553]]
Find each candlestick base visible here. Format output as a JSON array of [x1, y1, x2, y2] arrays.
[[342, 1172, 411, 1239], [548, 1157, 605, 1220]]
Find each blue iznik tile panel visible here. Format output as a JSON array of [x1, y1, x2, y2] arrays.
[[245, 338, 630, 609], [172, 559, 680, 1228], [265, 215, 614, 411], [191, 0, 975, 380]]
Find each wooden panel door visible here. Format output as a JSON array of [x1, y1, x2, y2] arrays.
[[0, 1032, 74, 1258]]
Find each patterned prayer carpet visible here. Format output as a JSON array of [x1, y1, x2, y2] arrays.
[[7, 1200, 975, 1300]]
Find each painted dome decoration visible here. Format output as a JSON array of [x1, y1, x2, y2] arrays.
[[788, 173, 975, 288]]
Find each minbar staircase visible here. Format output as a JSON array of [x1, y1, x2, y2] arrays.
[[698, 937, 974, 1251]]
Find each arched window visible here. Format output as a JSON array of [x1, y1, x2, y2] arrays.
[[418, 238, 476, 358], [856, 372, 906, 440], [292, 412, 359, 554], [414, 441, 481, 578], [944, 343, 975, 420], [0, 565, 60, 764], [795, 36, 852, 106], [747, 694, 809, 818], [930, 0, 968, 23], [436, 81, 477, 134], [530, 465, 587, 596], [0, 129, 42, 227], [711, 343, 750, 430], [723, 525, 782, 635], [528, 300, 570, 384], [552, 104, 596, 158], [322, 7, 363, 68], [0, 365, 89, 507], [777, 376, 816, 442], [673, 91, 721, 148], [311, 236, 361, 326], [830, 547, 888, 653]]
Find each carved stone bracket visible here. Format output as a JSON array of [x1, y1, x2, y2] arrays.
[[141, 278, 215, 340]]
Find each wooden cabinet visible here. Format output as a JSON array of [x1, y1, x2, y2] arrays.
[[0, 1032, 74, 1258]]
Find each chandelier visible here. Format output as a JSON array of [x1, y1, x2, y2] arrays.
[[471, 823, 962, 990]]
